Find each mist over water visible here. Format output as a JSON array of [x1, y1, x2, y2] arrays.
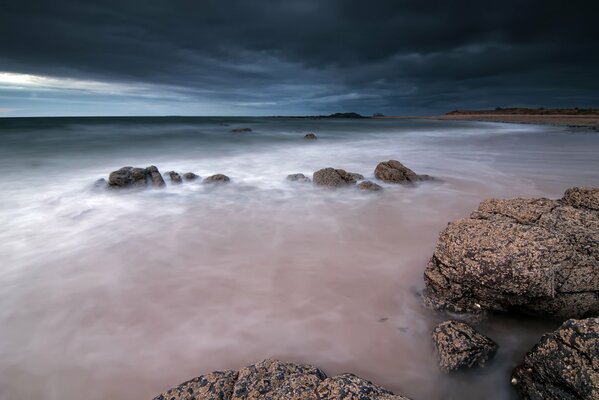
[[0, 117, 598, 400]]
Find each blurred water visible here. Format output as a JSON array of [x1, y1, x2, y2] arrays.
[[0, 117, 597, 400]]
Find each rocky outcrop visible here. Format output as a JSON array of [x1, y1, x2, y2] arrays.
[[304, 133, 317, 140], [287, 173, 311, 183], [203, 174, 231, 184], [374, 160, 431, 184], [432, 321, 498, 372], [167, 171, 183, 184], [313, 168, 359, 187], [231, 128, 252, 133], [108, 166, 165, 188], [183, 172, 199, 181], [423, 187, 599, 319], [358, 181, 383, 191], [153, 359, 411, 400], [511, 317, 599, 400]]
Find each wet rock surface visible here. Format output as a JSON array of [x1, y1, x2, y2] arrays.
[[153, 359, 412, 400], [358, 181, 383, 191], [108, 166, 166, 188], [374, 160, 430, 184], [313, 168, 359, 187], [512, 317, 599, 400], [167, 171, 183, 184], [203, 174, 231, 184], [423, 187, 599, 319], [287, 173, 311, 183], [183, 172, 199, 181], [304, 133, 317, 140], [432, 320, 498, 372]]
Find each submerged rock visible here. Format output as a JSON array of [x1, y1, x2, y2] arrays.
[[287, 173, 311, 183], [231, 127, 252, 133], [304, 133, 317, 140], [153, 359, 412, 400], [313, 168, 358, 187], [432, 320, 498, 372], [108, 166, 165, 188], [183, 172, 199, 181], [349, 172, 365, 181], [512, 317, 599, 400], [203, 174, 230, 184], [167, 171, 183, 184], [358, 181, 383, 191], [374, 160, 431, 184], [423, 187, 599, 319], [94, 178, 107, 188]]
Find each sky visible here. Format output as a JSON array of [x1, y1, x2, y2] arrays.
[[0, 0, 598, 117]]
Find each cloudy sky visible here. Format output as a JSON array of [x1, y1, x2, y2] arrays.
[[0, 0, 597, 116]]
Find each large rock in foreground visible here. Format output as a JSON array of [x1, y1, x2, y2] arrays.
[[423, 187, 599, 319], [374, 160, 431, 184], [432, 320, 498, 372], [108, 166, 165, 188], [512, 317, 599, 400], [313, 168, 359, 187], [153, 359, 411, 400]]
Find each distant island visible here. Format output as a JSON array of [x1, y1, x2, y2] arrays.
[[446, 107, 599, 116]]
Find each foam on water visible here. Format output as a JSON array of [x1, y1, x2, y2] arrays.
[[0, 117, 597, 400]]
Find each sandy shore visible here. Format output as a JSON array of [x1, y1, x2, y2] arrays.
[[419, 114, 599, 129]]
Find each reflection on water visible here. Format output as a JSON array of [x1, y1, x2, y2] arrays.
[[0, 117, 597, 400]]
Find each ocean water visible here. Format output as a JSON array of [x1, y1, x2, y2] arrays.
[[0, 117, 597, 400]]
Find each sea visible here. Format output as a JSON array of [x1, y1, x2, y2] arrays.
[[0, 116, 598, 400]]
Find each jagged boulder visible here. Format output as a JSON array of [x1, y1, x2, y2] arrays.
[[423, 187, 599, 319], [287, 173, 311, 183], [108, 166, 165, 188], [313, 168, 358, 187], [203, 174, 230, 184], [512, 317, 599, 400], [374, 160, 431, 184], [153, 359, 412, 400], [358, 181, 383, 191], [432, 321, 498, 372], [167, 171, 183, 184]]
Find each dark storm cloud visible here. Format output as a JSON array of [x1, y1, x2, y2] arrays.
[[0, 0, 598, 115]]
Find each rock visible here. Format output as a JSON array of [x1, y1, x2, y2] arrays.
[[563, 187, 599, 210], [287, 173, 311, 183], [432, 320, 498, 372], [304, 133, 317, 140], [107, 166, 165, 188], [512, 317, 599, 400], [374, 160, 430, 184], [153, 359, 413, 400], [313, 168, 358, 187], [203, 174, 230, 184], [94, 178, 107, 188], [423, 187, 599, 319], [231, 128, 252, 133], [349, 172, 365, 180], [153, 370, 238, 400], [167, 171, 183, 184], [358, 181, 383, 191], [183, 172, 199, 181]]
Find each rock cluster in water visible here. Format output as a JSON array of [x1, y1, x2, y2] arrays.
[[153, 359, 412, 400], [108, 166, 166, 188], [423, 187, 599, 319], [432, 320, 498, 372]]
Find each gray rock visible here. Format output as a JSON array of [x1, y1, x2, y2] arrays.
[[153, 359, 413, 400], [313, 168, 358, 187], [358, 181, 383, 191], [203, 174, 230, 184], [94, 178, 107, 188], [432, 320, 498, 372], [107, 166, 165, 188], [183, 172, 199, 181], [304, 133, 317, 140], [423, 187, 599, 319], [374, 160, 430, 184], [287, 173, 311, 183], [167, 171, 183, 184], [231, 128, 252, 133], [512, 317, 599, 400], [349, 172, 365, 180]]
